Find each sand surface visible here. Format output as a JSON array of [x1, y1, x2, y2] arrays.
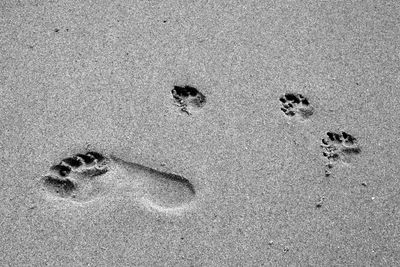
[[1, 1, 399, 266]]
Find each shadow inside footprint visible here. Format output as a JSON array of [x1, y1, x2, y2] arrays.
[[40, 151, 199, 215], [50, 164, 71, 177], [298, 107, 314, 119], [147, 171, 195, 206], [121, 163, 197, 210], [279, 92, 314, 121], [321, 131, 361, 169], [172, 85, 200, 98], [39, 151, 113, 205], [41, 176, 76, 198], [171, 85, 206, 115], [61, 157, 82, 168], [341, 147, 361, 155]]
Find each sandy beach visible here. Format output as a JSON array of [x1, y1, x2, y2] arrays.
[[1, 1, 399, 266]]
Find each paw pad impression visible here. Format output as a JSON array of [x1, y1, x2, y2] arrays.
[[279, 93, 314, 120], [320, 131, 361, 170], [171, 85, 206, 115]]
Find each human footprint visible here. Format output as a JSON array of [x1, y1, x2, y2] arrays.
[[38, 151, 198, 215]]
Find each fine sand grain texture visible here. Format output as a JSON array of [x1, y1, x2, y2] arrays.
[[1, 1, 400, 266]]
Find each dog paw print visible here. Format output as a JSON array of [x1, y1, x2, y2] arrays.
[[171, 85, 206, 115], [320, 131, 361, 171], [279, 93, 314, 121]]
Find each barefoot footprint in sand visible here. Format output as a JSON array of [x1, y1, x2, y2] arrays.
[[38, 151, 198, 215]]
